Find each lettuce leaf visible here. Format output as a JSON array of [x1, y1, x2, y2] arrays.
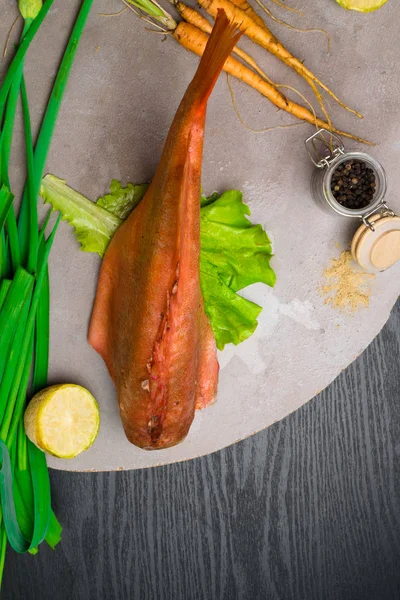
[[40, 175, 276, 350], [40, 175, 122, 256], [97, 179, 149, 219], [200, 258, 263, 348], [200, 190, 276, 292]]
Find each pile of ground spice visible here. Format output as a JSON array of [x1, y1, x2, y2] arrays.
[[321, 251, 375, 312]]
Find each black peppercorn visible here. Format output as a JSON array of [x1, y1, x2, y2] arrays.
[[330, 159, 376, 210]]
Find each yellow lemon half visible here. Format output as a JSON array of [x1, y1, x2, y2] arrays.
[[24, 384, 100, 459], [336, 0, 388, 12]]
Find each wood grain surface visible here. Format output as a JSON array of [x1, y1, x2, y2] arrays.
[[3, 298, 399, 600]]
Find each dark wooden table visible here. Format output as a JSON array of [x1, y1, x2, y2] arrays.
[[3, 298, 400, 600]]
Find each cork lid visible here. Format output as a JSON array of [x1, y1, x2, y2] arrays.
[[351, 215, 400, 273]]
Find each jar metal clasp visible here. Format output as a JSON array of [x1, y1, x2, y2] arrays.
[[360, 202, 396, 232], [305, 130, 400, 273], [306, 128, 395, 224], [305, 129, 345, 169]]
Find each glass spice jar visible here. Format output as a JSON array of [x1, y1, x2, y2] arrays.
[[306, 129, 389, 223], [306, 129, 400, 274]]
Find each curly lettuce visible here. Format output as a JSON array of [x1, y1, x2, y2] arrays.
[[39, 175, 122, 256], [40, 174, 276, 350], [97, 179, 149, 219]]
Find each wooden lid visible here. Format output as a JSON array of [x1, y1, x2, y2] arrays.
[[352, 215, 400, 272], [351, 213, 383, 262]]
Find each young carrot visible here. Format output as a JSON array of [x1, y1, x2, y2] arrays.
[[199, 0, 362, 119], [173, 22, 372, 145], [199, 0, 332, 127], [227, 0, 265, 28], [234, 0, 331, 53], [174, 2, 331, 130], [174, 1, 276, 85], [228, 0, 335, 129]]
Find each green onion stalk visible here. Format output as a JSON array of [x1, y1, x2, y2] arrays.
[[0, 0, 93, 584]]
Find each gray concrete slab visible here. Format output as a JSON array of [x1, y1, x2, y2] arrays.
[[1, 0, 399, 471]]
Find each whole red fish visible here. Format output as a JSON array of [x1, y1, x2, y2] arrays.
[[89, 11, 241, 449]]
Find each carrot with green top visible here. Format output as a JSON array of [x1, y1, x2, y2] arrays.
[[172, 22, 372, 145], [226, 0, 333, 129], [173, 1, 276, 85], [199, 0, 362, 119]]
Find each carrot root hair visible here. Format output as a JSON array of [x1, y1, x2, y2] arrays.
[[202, 0, 363, 120], [173, 21, 373, 145], [253, 0, 331, 53], [227, 73, 304, 133]]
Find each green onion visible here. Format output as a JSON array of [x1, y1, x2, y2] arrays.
[[0, 297, 32, 428], [19, 0, 95, 258], [5, 217, 60, 449], [0, 2, 54, 120], [0, 233, 11, 281], [0, 268, 34, 379], [0, 281, 11, 310], [12, 471, 35, 541], [20, 77, 38, 274], [0, 186, 14, 232], [0, 529, 6, 582], [17, 420, 27, 478], [32, 245, 49, 392], [0, 0, 93, 576], [18, 0, 42, 21]]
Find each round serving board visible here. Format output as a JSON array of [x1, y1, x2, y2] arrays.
[[2, 0, 399, 471]]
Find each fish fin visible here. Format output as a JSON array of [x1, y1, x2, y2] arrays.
[[196, 305, 219, 410], [88, 265, 116, 384], [191, 9, 242, 104]]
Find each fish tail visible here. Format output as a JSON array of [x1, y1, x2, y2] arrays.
[[190, 9, 242, 104]]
